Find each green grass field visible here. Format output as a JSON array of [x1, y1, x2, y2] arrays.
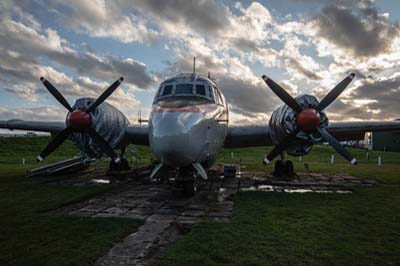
[[0, 137, 144, 266], [1, 137, 400, 265]]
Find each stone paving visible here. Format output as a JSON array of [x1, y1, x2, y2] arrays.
[[58, 170, 379, 265]]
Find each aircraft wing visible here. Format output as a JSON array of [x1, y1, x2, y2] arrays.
[[225, 121, 400, 148], [0, 119, 150, 145], [124, 125, 149, 145], [0, 120, 66, 134]]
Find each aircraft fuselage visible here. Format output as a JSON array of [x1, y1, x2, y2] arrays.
[[148, 73, 228, 168]]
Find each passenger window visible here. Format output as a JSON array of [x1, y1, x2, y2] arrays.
[[196, 85, 206, 96], [207, 86, 214, 101], [162, 85, 173, 96], [175, 84, 193, 95]]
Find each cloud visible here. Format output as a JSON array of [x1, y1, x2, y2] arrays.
[[129, 0, 231, 35], [314, 1, 400, 58], [285, 57, 322, 80], [0, 18, 154, 89], [0, 106, 65, 121], [49, 0, 159, 43]]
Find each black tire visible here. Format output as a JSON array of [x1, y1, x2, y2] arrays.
[[183, 180, 197, 197], [273, 160, 284, 177], [284, 160, 294, 178]]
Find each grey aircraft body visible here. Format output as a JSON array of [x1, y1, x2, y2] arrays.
[[1, 72, 400, 195]]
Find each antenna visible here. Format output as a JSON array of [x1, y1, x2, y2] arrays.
[[193, 56, 196, 74]]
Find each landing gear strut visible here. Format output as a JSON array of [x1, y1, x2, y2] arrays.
[[272, 153, 295, 178]]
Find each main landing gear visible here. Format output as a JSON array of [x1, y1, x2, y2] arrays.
[[273, 159, 294, 178], [272, 153, 295, 178], [108, 148, 131, 174]]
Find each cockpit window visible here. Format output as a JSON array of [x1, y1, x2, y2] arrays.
[[175, 84, 193, 95], [207, 85, 214, 101], [196, 85, 206, 96], [156, 86, 163, 97], [162, 85, 173, 96]]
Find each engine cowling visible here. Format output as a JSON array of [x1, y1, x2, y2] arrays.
[[69, 98, 129, 158], [269, 95, 329, 156]]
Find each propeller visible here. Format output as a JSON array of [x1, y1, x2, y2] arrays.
[[37, 77, 124, 163], [262, 73, 357, 165]]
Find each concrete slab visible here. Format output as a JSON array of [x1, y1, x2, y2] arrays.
[[56, 169, 379, 266]]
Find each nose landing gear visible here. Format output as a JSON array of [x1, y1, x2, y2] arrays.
[[172, 167, 198, 197]]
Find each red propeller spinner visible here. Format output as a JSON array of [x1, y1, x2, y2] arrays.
[[68, 110, 92, 131], [296, 108, 321, 132]]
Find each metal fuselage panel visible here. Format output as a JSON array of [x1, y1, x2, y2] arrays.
[[149, 102, 228, 168]]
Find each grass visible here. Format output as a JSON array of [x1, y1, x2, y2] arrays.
[[218, 145, 400, 184], [160, 187, 400, 266], [0, 137, 143, 266], [160, 146, 400, 266], [1, 137, 400, 265]]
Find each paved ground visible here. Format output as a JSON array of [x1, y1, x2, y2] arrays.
[[57, 169, 379, 266]]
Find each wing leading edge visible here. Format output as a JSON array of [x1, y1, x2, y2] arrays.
[[225, 121, 400, 148]]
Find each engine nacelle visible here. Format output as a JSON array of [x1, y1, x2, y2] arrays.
[[269, 95, 329, 156], [69, 98, 129, 158]]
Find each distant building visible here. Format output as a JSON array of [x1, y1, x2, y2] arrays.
[[25, 132, 37, 137], [371, 131, 400, 152]]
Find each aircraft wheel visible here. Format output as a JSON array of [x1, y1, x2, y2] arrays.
[[273, 160, 284, 177], [183, 179, 197, 197], [283, 160, 294, 178]]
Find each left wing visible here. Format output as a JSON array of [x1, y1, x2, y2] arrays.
[[0, 119, 150, 146], [225, 120, 400, 148], [0, 119, 65, 134]]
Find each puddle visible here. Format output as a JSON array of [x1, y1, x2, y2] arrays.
[[91, 179, 111, 184], [239, 186, 352, 194]]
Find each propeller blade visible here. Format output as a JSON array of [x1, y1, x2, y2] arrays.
[[86, 77, 124, 113], [316, 73, 355, 112], [40, 77, 73, 112], [263, 128, 300, 165], [317, 127, 357, 165], [37, 127, 74, 161], [262, 75, 302, 113], [87, 128, 120, 163]]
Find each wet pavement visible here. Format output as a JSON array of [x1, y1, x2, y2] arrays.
[[57, 170, 379, 265]]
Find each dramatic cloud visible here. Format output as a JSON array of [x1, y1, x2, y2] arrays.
[[314, 1, 400, 57], [285, 57, 322, 81], [129, 0, 231, 34], [0, 106, 65, 121], [0, 0, 399, 124]]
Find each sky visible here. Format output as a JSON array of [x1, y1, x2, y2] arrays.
[[0, 0, 399, 126]]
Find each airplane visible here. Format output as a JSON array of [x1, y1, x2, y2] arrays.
[[1, 71, 400, 196]]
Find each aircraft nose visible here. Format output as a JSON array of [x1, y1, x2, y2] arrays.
[[150, 111, 207, 166]]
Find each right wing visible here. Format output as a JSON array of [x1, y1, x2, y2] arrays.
[[224, 125, 272, 148], [225, 120, 400, 148], [123, 125, 149, 145]]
